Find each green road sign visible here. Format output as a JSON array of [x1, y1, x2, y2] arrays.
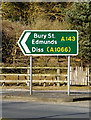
[[18, 30, 78, 56]]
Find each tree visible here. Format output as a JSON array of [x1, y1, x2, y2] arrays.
[[2, 2, 31, 24], [66, 2, 91, 66], [2, 21, 15, 64], [2, 2, 71, 24], [2, 20, 30, 65]]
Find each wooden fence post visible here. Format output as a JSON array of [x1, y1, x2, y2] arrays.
[[82, 66, 85, 85], [57, 68, 60, 87], [88, 67, 90, 86], [39, 76, 41, 86], [70, 66, 72, 85], [0, 67, 1, 86], [43, 76, 46, 87], [27, 67, 30, 86], [17, 75, 19, 85], [86, 67, 88, 86], [3, 75, 6, 86], [75, 66, 78, 85]]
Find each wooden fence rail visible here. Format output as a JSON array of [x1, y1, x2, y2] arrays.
[[0, 67, 67, 86], [0, 67, 68, 69], [0, 66, 90, 86]]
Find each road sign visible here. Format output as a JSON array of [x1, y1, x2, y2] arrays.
[[18, 30, 78, 56], [18, 30, 78, 96]]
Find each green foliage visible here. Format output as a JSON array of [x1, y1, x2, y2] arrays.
[[2, 2, 31, 24], [2, 2, 90, 66], [2, 18, 68, 66], [66, 2, 91, 65], [2, 2, 72, 24], [2, 21, 15, 64], [2, 20, 30, 65]]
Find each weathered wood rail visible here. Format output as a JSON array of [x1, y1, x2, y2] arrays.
[[0, 67, 68, 86], [0, 66, 90, 86]]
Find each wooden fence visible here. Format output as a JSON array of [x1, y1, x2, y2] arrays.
[[0, 66, 90, 86], [70, 66, 90, 86]]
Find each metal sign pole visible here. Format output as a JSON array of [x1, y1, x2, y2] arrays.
[[68, 56, 70, 96], [30, 55, 32, 95]]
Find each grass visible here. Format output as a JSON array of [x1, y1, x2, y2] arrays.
[[33, 86, 90, 91], [1, 85, 90, 91]]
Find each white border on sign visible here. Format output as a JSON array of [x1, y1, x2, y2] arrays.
[[17, 30, 78, 56]]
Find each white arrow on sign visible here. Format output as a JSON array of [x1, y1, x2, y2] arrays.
[[21, 32, 31, 53]]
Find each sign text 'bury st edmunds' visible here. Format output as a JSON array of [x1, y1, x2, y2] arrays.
[[18, 30, 78, 56]]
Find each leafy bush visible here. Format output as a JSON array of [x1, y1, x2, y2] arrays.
[[66, 2, 91, 66]]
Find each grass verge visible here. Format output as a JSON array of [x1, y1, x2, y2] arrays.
[[1, 85, 90, 91]]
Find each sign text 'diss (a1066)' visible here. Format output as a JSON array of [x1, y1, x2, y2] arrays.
[[18, 30, 78, 56]]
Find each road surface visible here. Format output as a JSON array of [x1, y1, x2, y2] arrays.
[[2, 100, 89, 119]]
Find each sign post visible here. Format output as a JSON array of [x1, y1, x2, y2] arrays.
[[18, 30, 78, 96], [30, 55, 32, 95], [68, 56, 70, 96]]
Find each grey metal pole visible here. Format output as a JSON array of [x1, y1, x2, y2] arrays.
[[30, 55, 32, 95], [68, 56, 70, 96]]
